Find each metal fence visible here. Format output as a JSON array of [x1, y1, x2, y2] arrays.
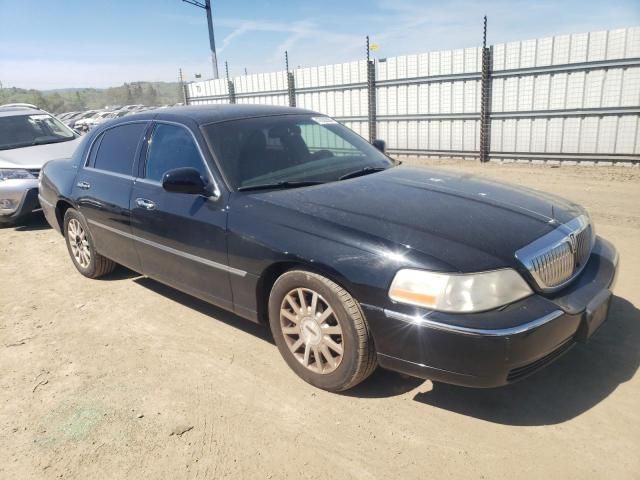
[[185, 26, 640, 164]]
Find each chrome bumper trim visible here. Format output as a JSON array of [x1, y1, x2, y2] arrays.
[[383, 308, 564, 337]]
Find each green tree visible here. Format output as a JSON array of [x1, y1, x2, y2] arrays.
[[0, 81, 181, 111], [124, 83, 134, 104], [144, 84, 158, 105]]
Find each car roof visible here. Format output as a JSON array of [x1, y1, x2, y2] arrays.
[[123, 104, 317, 126], [0, 105, 49, 118]]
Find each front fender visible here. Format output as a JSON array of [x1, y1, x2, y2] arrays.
[[226, 194, 446, 320]]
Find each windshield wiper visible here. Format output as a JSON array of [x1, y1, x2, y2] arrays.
[[0, 142, 35, 150], [237, 180, 325, 192], [31, 137, 73, 146], [338, 166, 388, 181]]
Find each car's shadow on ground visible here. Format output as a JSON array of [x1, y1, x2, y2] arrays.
[[345, 368, 428, 398], [409, 295, 640, 426], [126, 275, 640, 423], [6, 212, 50, 232], [132, 276, 275, 345], [133, 273, 427, 397], [101, 265, 143, 281]]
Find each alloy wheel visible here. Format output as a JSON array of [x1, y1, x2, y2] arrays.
[[280, 287, 344, 374], [67, 218, 91, 268]]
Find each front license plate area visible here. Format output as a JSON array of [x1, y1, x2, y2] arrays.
[[576, 290, 612, 343]]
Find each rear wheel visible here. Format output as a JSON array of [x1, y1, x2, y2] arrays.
[[63, 209, 116, 278], [269, 270, 377, 391]]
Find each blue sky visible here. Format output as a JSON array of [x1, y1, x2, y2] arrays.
[[0, 0, 638, 89]]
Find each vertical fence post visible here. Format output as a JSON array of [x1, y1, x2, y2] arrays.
[[285, 51, 296, 107], [225, 61, 236, 104], [366, 36, 377, 143], [479, 16, 492, 162], [179, 68, 189, 105]]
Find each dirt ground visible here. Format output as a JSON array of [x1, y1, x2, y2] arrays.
[[1, 159, 639, 479]]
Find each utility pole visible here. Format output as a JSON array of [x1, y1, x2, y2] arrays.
[[366, 36, 377, 143], [479, 15, 492, 163], [182, 0, 219, 79], [285, 50, 296, 107], [225, 61, 236, 104], [178, 68, 188, 105]]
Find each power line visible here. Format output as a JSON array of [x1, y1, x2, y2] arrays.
[[182, 0, 206, 7]]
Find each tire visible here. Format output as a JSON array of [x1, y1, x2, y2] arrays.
[[268, 270, 377, 392], [63, 208, 116, 278]]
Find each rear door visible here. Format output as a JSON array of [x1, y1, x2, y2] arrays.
[[130, 121, 233, 310], [73, 121, 149, 270]]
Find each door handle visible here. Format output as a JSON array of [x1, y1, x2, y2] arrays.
[[135, 198, 156, 210], [76, 181, 91, 190]]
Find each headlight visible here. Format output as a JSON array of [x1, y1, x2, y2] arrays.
[[389, 268, 532, 313], [0, 169, 37, 181]]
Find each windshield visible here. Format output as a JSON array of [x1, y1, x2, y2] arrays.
[[0, 113, 76, 150], [204, 115, 392, 190]]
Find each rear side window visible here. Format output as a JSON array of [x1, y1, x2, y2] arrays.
[[145, 123, 206, 182], [93, 123, 147, 175], [86, 133, 104, 167]]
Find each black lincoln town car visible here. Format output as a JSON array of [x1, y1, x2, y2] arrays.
[[38, 105, 618, 392]]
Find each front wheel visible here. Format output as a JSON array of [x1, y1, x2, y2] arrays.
[[63, 209, 116, 278], [268, 270, 377, 392]]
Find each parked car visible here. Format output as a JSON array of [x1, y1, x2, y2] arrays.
[[119, 104, 144, 112], [102, 110, 132, 122], [79, 111, 120, 131], [65, 110, 100, 130], [60, 111, 85, 127], [75, 111, 112, 132], [0, 104, 81, 225], [56, 112, 78, 121], [38, 105, 618, 391]]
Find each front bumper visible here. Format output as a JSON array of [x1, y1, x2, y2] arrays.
[[364, 236, 618, 388], [0, 179, 40, 225]]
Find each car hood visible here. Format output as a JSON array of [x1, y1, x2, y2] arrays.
[[250, 166, 586, 272], [0, 137, 81, 169]]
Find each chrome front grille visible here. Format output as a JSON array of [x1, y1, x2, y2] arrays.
[[516, 215, 594, 292], [531, 241, 574, 288], [574, 225, 592, 267]]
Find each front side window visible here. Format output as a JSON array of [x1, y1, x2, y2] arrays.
[[93, 122, 146, 175], [145, 124, 206, 182], [203, 115, 392, 189], [0, 113, 76, 150]]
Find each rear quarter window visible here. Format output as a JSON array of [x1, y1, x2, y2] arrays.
[[93, 123, 147, 176]]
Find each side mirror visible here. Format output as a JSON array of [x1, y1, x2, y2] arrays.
[[372, 139, 386, 153], [162, 167, 210, 195]]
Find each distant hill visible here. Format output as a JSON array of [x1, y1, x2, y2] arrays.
[[0, 81, 183, 113]]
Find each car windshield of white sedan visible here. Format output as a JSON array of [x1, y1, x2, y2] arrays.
[[204, 115, 393, 190], [0, 114, 75, 150]]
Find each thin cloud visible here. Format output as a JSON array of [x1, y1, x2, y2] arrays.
[[2, 0, 638, 88]]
